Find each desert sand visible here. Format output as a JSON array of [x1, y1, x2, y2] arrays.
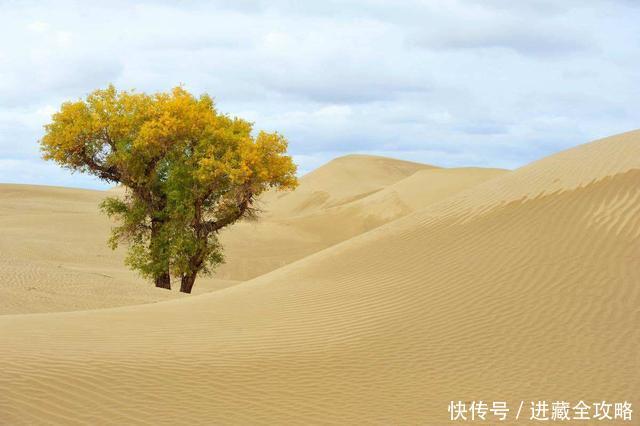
[[1, 131, 639, 424], [0, 155, 502, 313]]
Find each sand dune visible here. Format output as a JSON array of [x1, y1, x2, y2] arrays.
[[217, 159, 505, 280], [1, 131, 639, 424], [1, 156, 502, 312], [0, 156, 420, 313], [258, 154, 430, 217]]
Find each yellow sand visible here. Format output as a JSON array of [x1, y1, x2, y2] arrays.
[[216, 158, 504, 280], [0, 156, 502, 312], [1, 131, 639, 424]]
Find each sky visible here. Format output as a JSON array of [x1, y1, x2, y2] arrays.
[[1, 0, 639, 189]]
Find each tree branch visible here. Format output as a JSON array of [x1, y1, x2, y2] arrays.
[[201, 185, 254, 234]]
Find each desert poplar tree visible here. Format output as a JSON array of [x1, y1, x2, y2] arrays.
[[40, 85, 297, 292]]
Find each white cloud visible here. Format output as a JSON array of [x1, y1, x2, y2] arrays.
[[26, 20, 49, 33]]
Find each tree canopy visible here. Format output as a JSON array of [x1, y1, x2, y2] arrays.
[[41, 85, 297, 292]]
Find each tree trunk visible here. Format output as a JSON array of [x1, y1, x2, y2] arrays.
[[155, 272, 171, 290], [180, 272, 197, 294], [150, 217, 171, 290], [180, 233, 205, 294]]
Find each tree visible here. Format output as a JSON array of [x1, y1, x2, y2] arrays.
[[40, 85, 297, 293]]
